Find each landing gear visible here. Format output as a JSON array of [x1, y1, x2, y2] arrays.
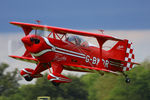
[[122, 72, 131, 83], [24, 76, 33, 81], [125, 78, 130, 83]]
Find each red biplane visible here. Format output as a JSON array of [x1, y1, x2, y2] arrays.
[[9, 22, 139, 86]]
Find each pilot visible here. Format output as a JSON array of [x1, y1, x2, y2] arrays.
[[75, 36, 81, 45]]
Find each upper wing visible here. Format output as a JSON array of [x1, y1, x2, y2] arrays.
[[10, 22, 122, 41]]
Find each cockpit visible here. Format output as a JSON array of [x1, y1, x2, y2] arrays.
[[66, 35, 89, 47], [32, 29, 94, 47]]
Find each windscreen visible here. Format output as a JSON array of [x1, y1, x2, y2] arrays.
[[33, 29, 49, 37]]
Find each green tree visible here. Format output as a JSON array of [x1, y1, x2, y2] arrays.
[[0, 63, 21, 96], [1, 60, 150, 100], [81, 73, 118, 100], [6, 74, 88, 100], [80, 60, 150, 100], [106, 62, 150, 100], [80, 61, 150, 100]]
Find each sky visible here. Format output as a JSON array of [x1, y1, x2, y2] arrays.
[[0, 0, 150, 32], [0, 0, 150, 83]]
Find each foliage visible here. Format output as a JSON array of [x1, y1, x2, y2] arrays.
[[82, 61, 150, 100], [3, 74, 88, 100], [81, 61, 150, 100], [106, 63, 150, 100], [0, 60, 150, 100], [0, 63, 20, 96]]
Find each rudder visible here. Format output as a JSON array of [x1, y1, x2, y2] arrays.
[[109, 39, 136, 71], [123, 40, 135, 71]]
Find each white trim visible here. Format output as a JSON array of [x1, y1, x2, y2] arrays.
[[43, 37, 54, 47], [22, 74, 29, 77], [130, 44, 134, 49], [126, 48, 130, 53], [128, 40, 132, 44], [31, 49, 52, 57], [48, 73, 70, 82], [56, 47, 85, 56], [123, 67, 127, 71], [131, 59, 134, 62], [22, 69, 32, 74], [127, 63, 131, 68], [128, 53, 132, 59], [125, 57, 128, 61], [55, 50, 85, 59], [32, 48, 85, 59]]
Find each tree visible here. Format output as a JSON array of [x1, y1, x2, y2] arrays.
[[5, 74, 88, 100], [81, 61, 150, 100], [0, 63, 21, 96], [81, 73, 118, 100], [1, 60, 150, 100], [106, 62, 150, 100]]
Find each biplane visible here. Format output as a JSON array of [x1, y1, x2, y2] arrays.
[[9, 22, 139, 86]]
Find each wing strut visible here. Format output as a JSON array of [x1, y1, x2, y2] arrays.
[[22, 26, 32, 36], [96, 38, 107, 68]]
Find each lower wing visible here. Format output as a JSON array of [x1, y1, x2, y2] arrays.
[[63, 64, 120, 75], [9, 55, 38, 64]]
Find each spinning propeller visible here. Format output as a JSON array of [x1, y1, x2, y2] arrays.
[[8, 20, 49, 56]]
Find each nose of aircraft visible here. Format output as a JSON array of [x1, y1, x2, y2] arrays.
[[21, 36, 32, 46]]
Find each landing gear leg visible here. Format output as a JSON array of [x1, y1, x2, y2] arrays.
[[122, 72, 130, 83]]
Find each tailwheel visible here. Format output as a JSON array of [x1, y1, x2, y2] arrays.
[[125, 77, 130, 83], [24, 76, 33, 81], [122, 72, 131, 83]]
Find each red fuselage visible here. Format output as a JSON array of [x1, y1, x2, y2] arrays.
[[21, 35, 122, 72]]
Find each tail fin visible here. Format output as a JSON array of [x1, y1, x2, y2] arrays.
[[109, 39, 136, 71]]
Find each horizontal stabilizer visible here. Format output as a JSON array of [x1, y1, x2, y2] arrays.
[[109, 58, 139, 65], [108, 58, 139, 72]]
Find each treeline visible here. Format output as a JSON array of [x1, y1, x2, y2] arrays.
[[0, 60, 150, 100]]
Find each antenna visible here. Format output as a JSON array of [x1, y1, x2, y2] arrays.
[[98, 29, 104, 34], [35, 20, 41, 24]]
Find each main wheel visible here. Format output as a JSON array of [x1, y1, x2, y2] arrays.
[[24, 76, 33, 81]]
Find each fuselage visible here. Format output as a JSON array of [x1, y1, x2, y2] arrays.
[[21, 34, 121, 72]]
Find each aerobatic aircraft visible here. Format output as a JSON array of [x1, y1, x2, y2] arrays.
[[9, 22, 139, 86]]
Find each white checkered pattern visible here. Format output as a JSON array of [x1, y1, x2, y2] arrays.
[[123, 40, 135, 71]]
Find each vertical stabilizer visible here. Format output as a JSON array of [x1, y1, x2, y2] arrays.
[[109, 39, 136, 71]]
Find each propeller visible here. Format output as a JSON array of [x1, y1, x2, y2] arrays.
[[8, 38, 25, 56], [34, 20, 49, 37], [8, 20, 50, 56]]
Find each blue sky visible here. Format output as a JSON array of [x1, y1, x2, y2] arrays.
[[0, 0, 150, 32]]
